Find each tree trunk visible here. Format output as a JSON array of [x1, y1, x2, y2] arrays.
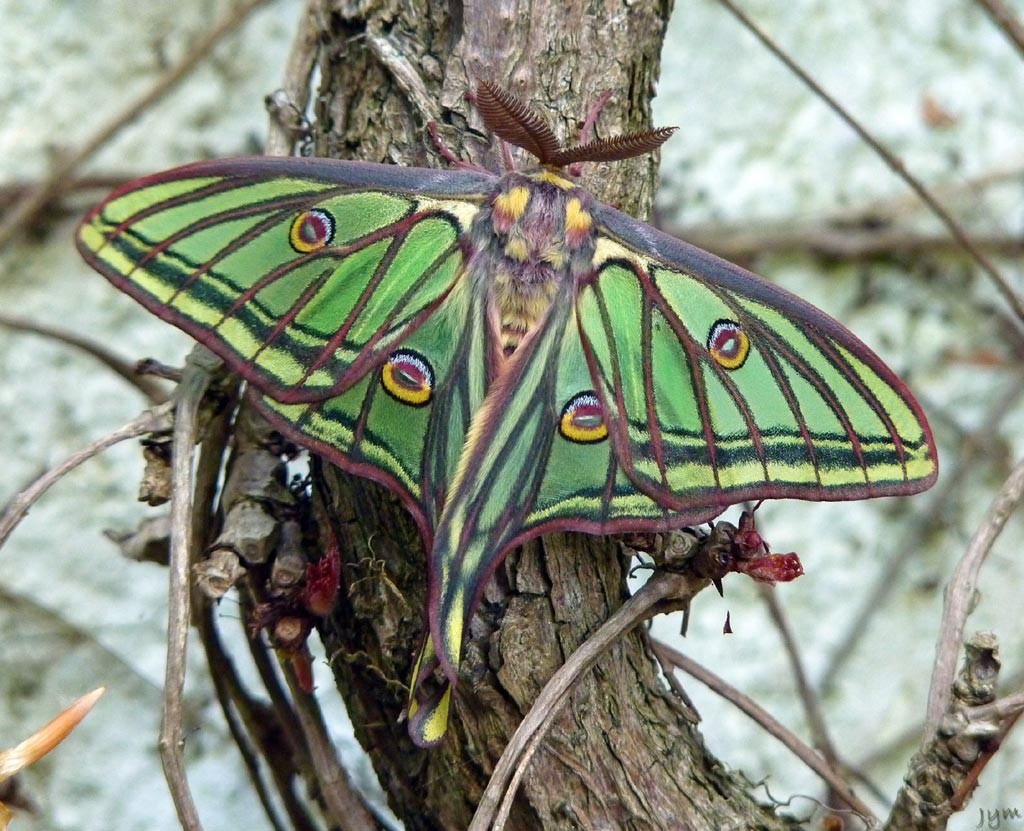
[[300, 2, 798, 828]]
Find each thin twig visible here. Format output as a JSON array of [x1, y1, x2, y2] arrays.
[[923, 457, 1024, 742], [0, 402, 173, 550], [975, 0, 1024, 60], [883, 632, 1004, 829], [469, 569, 705, 831], [968, 689, 1024, 723], [158, 346, 219, 831], [0, 313, 170, 403], [758, 587, 842, 774], [265, 0, 321, 157], [819, 380, 1024, 692], [712, 0, 1024, 324], [280, 660, 378, 831], [0, 0, 271, 250], [198, 606, 291, 831], [189, 384, 306, 831], [652, 640, 877, 823], [0, 175, 132, 208], [198, 603, 310, 831], [666, 224, 1024, 263], [951, 690, 1024, 810]]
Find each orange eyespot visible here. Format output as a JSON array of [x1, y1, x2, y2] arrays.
[[289, 209, 335, 253], [559, 392, 608, 443], [708, 320, 750, 370], [381, 349, 434, 406]]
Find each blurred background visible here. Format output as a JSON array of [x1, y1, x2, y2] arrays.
[[1, 1, 1022, 828]]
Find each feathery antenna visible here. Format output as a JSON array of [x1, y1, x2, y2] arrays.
[[474, 81, 676, 168], [551, 128, 677, 166], [475, 81, 562, 165]]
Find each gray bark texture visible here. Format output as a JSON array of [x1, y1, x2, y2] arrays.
[[302, 2, 800, 828]]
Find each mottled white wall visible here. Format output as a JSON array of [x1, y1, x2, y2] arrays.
[[1, 0, 1022, 828]]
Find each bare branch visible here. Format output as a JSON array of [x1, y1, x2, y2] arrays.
[[0, 402, 173, 551], [664, 223, 1024, 263], [158, 346, 220, 831], [653, 640, 876, 821], [884, 632, 1003, 830], [0, 313, 170, 403], [975, 0, 1024, 60], [0, 0, 271, 250], [967, 689, 1024, 723], [197, 601, 314, 831], [265, 0, 322, 157], [469, 568, 707, 831], [758, 587, 843, 773], [924, 458, 1024, 741], [0, 175, 132, 209], [280, 661, 378, 831], [712, 0, 1024, 324]]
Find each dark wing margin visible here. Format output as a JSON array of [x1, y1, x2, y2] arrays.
[[579, 202, 938, 513], [76, 156, 495, 404]]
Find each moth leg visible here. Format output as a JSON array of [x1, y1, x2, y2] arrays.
[[426, 120, 492, 173], [567, 90, 615, 177], [578, 89, 614, 145], [500, 137, 516, 171]]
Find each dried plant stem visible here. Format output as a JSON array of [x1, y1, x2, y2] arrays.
[[924, 457, 1024, 741], [188, 386, 305, 830], [265, 0, 321, 157], [0, 313, 169, 403], [758, 587, 842, 774], [820, 379, 1024, 692], [469, 570, 705, 831], [0, 175, 132, 208], [0, 402, 173, 550], [712, 0, 1024, 324], [975, 0, 1024, 59], [668, 224, 1024, 263], [279, 662, 378, 831], [653, 640, 876, 822], [197, 603, 309, 831], [0, 0, 270, 251], [158, 347, 219, 831]]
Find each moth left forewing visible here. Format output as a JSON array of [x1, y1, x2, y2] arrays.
[[256, 257, 492, 546], [581, 204, 938, 513], [76, 157, 493, 405]]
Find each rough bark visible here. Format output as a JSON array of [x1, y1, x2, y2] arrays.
[[302, 2, 800, 829]]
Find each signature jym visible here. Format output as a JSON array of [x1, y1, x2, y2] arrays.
[[977, 808, 1023, 829]]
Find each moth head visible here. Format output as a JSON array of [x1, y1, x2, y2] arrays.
[[474, 80, 677, 170]]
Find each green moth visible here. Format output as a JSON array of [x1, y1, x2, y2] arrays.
[[76, 82, 937, 746]]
